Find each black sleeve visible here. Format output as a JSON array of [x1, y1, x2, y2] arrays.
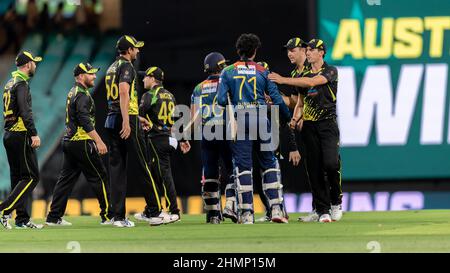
[[15, 83, 37, 136], [322, 65, 338, 83], [139, 92, 152, 118], [75, 94, 94, 133], [118, 63, 135, 84]]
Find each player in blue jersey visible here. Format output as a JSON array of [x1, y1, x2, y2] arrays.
[[187, 52, 238, 224], [217, 33, 300, 224]]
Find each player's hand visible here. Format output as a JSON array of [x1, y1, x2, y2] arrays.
[[264, 94, 273, 105], [139, 116, 151, 131], [120, 121, 131, 139], [268, 72, 285, 84], [31, 135, 41, 148], [96, 140, 108, 155], [180, 141, 191, 154], [289, 150, 301, 166], [289, 118, 297, 129]]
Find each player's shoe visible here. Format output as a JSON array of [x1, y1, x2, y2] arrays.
[[15, 220, 43, 229], [222, 206, 238, 223], [100, 219, 114, 225], [160, 211, 180, 224], [113, 218, 135, 228], [148, 214, 164, 226], [0, 215, 12, 230], [134, 212, 151, 222], [240, 211, 254, 224], [209, 216, 221, 224], [318, 214, 332, 223], [298, 210, 319, 222], [330, 205, 343, 221], [45, 218, 72, 226], [270, 205, 288, 223]]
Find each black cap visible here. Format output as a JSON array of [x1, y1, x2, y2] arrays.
[[139, 66, 164, 81], [15, 51, 42, 66], [307, 39, 326, 53], [283, 37, 307, 50], [257, 61, 269, 70], [204, 52, 228, 73], [73, 62, 100, 77], [116, 35, 144, 52]]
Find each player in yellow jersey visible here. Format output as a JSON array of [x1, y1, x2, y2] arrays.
[[104, 35, 163, 227]]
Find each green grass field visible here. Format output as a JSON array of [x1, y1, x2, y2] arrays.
[[1, 210, 450, 253]]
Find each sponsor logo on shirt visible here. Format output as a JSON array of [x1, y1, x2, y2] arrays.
[[237, 65, 256, 75], [201, 82, 218, 94]]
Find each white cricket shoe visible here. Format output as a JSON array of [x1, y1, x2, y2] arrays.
[[240, 211, 254, 224], [271, 205, 288, 224], [149, 216, 164, 226], [16, 220, 43, 229], [134, 212, 151, 222], [46, 218, 72, 226], [318, 214, 332, 223], [298, 210, 319, 222], [222, 206, 238, 223], [330, 205, 343, 221], [160, 211, 180, 224], [1, 215, 12, 230], [209, 216, 221, 224], [100, 219, 114, 225], [113, 218, 135, 228]]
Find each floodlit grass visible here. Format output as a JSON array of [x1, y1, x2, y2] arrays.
[[1, 210, 450, 253]]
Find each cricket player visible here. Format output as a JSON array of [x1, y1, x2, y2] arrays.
[[217, 33, 299, 224], [1, 51, 42, 229], [282, 37, 309, 110], [104, 35, 162, 227], [283, 37, 317, 222], [135, 66, 181, 225], [269, 39, 342, 223], [189, 52, 237, 224], [45, 63, 113, 226], [255, 61, 298, 222]]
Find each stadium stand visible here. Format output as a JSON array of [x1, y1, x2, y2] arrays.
[[0, 32, 117, 196]]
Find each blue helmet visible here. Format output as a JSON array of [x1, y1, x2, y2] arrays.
[[204, 52, 227, 73]]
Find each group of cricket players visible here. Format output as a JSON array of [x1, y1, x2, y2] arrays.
[[1, 32, 342, 229]]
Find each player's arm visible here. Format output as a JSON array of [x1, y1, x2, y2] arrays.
[[289, 94, 298, 109], [16, 83, 40, 147], [266, 77, 292, 124], [269, 66, 338, 88], [118, 64, 133, 139], [279, 91, 297, 110], [217, 71, 230, 107], [290, 93, 304, 129], [75, 94, 107, 154], [183, 87, 201, 135], [269, 73, 327, 88]]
